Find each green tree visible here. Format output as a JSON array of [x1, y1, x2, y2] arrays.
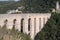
[[0, 0, 60, 13], [20, 0, 57, 13], [35, 13, 60, 40]]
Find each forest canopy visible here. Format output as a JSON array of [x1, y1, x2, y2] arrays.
[[0, 0, 60, 13]]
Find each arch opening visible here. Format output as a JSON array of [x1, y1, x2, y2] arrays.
[[21, 18, 24, 33], [4, 19, 8, 26], [34, 18, 36, 36], [28, 18, 31, 31], [13, 19, 16, 28]]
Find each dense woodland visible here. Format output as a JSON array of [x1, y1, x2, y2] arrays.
[[0, 0, 60, 13], [0, 1, 21, 14], [35, 12, 60, 40]]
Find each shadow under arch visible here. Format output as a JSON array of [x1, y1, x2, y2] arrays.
[[4, 19, 8, 24], [21, 18, 24, 33], [28, 18, 31, 31], [4, 19, 8, 26], [28, 18, 31, 35], [13, 19, 17, 29], [3, 19, 8, 29]]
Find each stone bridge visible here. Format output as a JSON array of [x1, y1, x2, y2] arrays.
[[0, 13, 51, 40]]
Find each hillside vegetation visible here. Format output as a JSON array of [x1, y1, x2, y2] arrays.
[[35, 13, 60, 40], [0, 1, 21, 14], [0, 0, 60, 13]]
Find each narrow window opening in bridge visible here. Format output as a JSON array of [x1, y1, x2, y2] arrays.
[[28, 33, 30, 35], [43, 18, 45, 25], [4, 19, 8, 26], [28, 18, 31, 31], [4, 19, 8, 24], [39, 18, 41, 30], [21, 18, 24, 33], [34, 18, 36, 36], [47, 17, 49, 20], [13, 19, 16, 28]]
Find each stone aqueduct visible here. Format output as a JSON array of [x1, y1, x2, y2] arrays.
[[0, 13, 51, 40]]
